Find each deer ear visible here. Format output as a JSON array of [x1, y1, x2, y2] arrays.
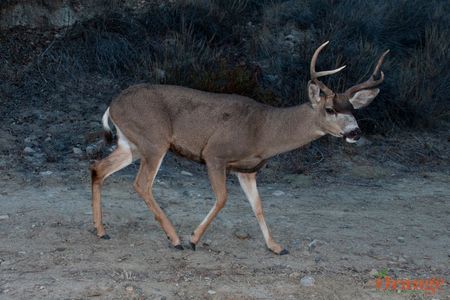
[[308, 82, 321, 107], [348, 88, 379, 109]]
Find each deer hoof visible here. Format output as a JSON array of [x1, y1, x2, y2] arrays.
[[99, 234, 111, 240], [174, 244, 184, 250], [278, 248, 289, 255], [189, 242, 196, 251]]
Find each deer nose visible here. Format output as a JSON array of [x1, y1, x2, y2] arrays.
[[345, 128, 362, 140]]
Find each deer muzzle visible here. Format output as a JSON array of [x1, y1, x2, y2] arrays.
[[344, 128, 362, 143]]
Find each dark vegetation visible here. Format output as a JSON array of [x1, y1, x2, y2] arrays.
[[2, 0, 449, 131], [0, 0, 449, 176]]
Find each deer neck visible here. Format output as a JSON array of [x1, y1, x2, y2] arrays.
[[260, 103, 325, 157]]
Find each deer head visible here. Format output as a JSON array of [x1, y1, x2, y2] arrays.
[[308, 41, 389, 143]]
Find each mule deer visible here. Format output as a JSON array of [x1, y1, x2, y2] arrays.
[[91, 42, 388, 254]]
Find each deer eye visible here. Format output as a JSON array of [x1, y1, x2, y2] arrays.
[[325, 107, 336, 114]]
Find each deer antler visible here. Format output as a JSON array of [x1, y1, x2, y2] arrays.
[[310, 41, 346, 96], [344, 50, 390, 97]]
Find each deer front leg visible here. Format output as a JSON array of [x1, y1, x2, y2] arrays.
[[190, 161, 227, 250], [237, 172, 288, 255]]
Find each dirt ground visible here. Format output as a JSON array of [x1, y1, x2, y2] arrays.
[[1, 150, 449, 299], [1, 11, 449, 299]]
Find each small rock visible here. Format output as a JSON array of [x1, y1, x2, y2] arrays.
[[207, 290, 216, 295], [23, 146, 35, 154], [39, 171, 53, 176], [397, 236, 405, 243], [398, 256, 407, 263], [272, 190, 285, 196], [289, 272, 300, 278], [181, 171, 193, 176], [300, 276, 315, 287], [369, 269, 378, 278], [24, 136, 35, 144], [39, 286, 45, 290], [183, 190, 194, 197], [234, 230, 250, 240], [85, 144, 97, 157], [308, 239, 318, 252], [0, 215, 10, 220], [73, 147, 83, 155], [125, 286, 134, 292]]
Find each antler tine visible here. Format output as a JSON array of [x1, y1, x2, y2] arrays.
[[310, 41, 346, 96], [345, 50, 390, 97]]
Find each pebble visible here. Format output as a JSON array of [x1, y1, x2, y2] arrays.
[[300, 276, 315, 287], [272, 190, 285, 196], [0, 215, 10, 220], [308, 239, 318, 251], [73, 147, 83, 155], [23, 146, 35, 154], [233, 230, 250, 240], [207, 290, 216, 295], [125, 286, 134, 292], [398, 256, 407, 263], [24, 136, 37, 143], [85, 145, 97, 156], [397, 236, 405, 243], [39, 171, 53, 176], [181, 171, 193, 176]]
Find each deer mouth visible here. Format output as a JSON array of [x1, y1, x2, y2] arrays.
[[343, 128, 362, 143]]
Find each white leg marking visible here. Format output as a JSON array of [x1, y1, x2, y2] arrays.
[[237, 173, 271, 243], [199, 207, 216, 227], [150, 154, 165, 187]]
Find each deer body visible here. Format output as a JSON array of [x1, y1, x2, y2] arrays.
[[91, 42, 388, 254], [110, 84, 322, 172]]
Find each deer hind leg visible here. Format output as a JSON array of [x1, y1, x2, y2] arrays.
[[237, 172, 288, 255], [134, 154, 183, 249], [90, 132, 135, 239], [190, 161, 227, 250]]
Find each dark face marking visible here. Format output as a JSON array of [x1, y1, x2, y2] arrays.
[[333, 94, 354, 113]]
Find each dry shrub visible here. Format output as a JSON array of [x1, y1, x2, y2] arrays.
[[20, 0, 450, 132]]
